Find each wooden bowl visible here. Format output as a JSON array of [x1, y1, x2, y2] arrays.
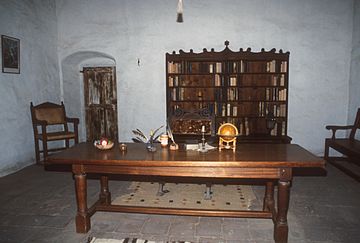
[[94, 141, 114, 150]]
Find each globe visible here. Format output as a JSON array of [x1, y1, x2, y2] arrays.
[[217, 123, 238, 142]]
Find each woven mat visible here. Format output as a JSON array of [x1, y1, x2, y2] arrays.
[[112, 182, 256, 210], [89, 237, 191, 243]]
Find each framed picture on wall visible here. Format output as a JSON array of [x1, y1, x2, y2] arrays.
[[1, 35, 20, 74]]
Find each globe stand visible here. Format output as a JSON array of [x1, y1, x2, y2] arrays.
[[218, 136, 237, 152], [217, 123, 239, 152]]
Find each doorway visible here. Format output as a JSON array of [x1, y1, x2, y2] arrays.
[[83, 66, 118, 142]]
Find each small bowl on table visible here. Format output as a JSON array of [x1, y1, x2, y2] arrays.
[[94, 140, 114, 150]]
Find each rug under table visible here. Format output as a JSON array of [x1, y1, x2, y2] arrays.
[[112, 181, 256, 211]]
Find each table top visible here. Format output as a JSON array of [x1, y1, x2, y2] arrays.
[[47, 142, 325, 169]]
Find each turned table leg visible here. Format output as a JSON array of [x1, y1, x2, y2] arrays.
[[263, 181, 275, 213], [273, 168, 292, 243], [74, 172, 90, 233], [274, 180, 291, 243], [99, 175, 111, 205]]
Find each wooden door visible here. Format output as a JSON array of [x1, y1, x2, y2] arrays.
[[83, 67, 118, 142]]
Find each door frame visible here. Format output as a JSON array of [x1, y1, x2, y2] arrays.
[[82, 66, 118, 142]]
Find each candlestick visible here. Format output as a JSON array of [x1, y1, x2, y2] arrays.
[[199, 129, 208, 153]]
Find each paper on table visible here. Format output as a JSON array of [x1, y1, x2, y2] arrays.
[[185, 143, 217, 151]]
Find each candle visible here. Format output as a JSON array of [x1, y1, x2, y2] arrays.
[[160, 134, 169, 147], [201, 125, 205, 133]]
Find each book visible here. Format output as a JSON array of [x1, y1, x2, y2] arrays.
[[209, 63, 214, 73], [216, 62, 222, 73]]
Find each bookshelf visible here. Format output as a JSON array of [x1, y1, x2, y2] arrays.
[[166, 41, 291, 143]]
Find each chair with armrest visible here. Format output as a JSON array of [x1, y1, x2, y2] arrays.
[[324, 108, 360, 181], [30, 101, 79, 164]]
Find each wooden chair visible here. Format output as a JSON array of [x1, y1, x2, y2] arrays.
[[324, 108, 360, 181], [30, 101, 79, 164]]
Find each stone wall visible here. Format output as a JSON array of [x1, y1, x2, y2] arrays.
[[0, 0, 357, 176], [57, 0, 354, 155], [349, 0, 360, 140], [0, 0, 60, 176]]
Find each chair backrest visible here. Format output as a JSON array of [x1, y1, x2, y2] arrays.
[[30, 102, 66, 125], [350, 108, 360, 140]]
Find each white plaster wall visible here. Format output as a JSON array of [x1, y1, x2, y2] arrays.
[[0, 0, 60, 176], [349, 0, 360, 140], [57, 0, 354, 155]]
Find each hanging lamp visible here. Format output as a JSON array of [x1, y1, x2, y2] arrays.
[[176, 0, 184, 23]]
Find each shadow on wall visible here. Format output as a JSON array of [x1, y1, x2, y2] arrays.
[[61, 51, 116, 141]]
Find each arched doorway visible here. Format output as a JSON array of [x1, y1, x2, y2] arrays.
[[60, 51, 117, 142]]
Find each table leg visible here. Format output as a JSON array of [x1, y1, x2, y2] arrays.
[[263, 181, 275, 213], [74, 173, 90, 233], [99, 175, 111, 205], [274, 180, 290, 243]]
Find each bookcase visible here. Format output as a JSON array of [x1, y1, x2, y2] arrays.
[[166, 41, 291, 143]]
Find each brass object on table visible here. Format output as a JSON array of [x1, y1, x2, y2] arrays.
[[119, 143, 127, 152], [217, 123, 239, 152], [169, 143, 179, 150]]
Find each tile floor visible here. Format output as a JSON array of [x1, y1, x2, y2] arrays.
[[0, 162, 359, 243]]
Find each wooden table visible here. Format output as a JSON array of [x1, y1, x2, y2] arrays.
[[47, 142, 325, 243]]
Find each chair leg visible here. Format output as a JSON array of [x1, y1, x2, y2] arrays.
[[34, 139, 40, 164], [43, 140, 48, 163], [324, 141, 330, 161]]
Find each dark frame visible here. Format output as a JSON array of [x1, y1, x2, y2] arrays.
[[1, 35, 20, 74]]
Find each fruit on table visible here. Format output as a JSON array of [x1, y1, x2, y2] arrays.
[[100, 138, 108, 146]]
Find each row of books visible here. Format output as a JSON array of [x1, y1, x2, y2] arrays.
[[168, 76, 180, 87], [265, 88, 287, 101], [210, 102, 286, 118], [227, 87, 287, 101], [238, 118, 284, 136], [240, 74, 285, 87], [227, 88, 238, 101], [168, 74, 285, 88], [215, 103, 235, 117], [258, 103, 287, 117], [169, 74, 286, 88], [168, 62, 222, 74], [238, 117, 250, 136], [168, 75, 216, 87], [170, 86, 286, 102], [228, 60, 288, 73], [215, 75, 247, 87], [270, 121, 287, 136], [169, 102, 286, 121], [214, 74, 224, 86], [216, 117, 286, 136], [170, 88, 225, 102], [168, 75, 217, 87], [170, 88, 217, 101], [168, 61, 288, 74]]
